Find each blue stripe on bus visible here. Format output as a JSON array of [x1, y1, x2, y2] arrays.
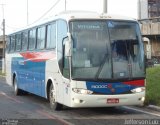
[[86, 81, 136, 94], [11, 57, 46, 97]]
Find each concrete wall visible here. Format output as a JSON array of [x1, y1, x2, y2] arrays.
[[150, 39, 160, 57], [138, 0, 148, 19], [141, 22, 160, 35], [143, 37, 160, 57]]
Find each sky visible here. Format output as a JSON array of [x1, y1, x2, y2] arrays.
[[0, 0, 138, 35]]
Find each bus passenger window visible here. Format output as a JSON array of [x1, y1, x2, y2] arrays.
[[15, 33, 22, 51], [10, 35, 16, 52], [21, 31, 28, 51], [6, 37, 11, 53], [46, 23, 56, 49], [29, 29, 36, 50], [37, 26, 46, 49]]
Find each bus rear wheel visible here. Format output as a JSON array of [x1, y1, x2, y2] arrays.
[[13, 77, 22, 95], [49, 84, 63, 111]]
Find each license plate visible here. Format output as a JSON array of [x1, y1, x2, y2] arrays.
[[107, 98, 119, 104]]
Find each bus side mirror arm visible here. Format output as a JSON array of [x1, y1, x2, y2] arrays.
[[64, 33, 71, 57]]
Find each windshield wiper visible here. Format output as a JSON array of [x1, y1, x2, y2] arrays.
[[95, 53, 108, 79]]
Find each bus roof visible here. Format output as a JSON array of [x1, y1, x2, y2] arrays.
[[57, 11, 137, 21], [8, 11, 137, 35]]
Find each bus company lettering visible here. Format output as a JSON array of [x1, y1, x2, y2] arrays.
[[91, 85, 108, 89]]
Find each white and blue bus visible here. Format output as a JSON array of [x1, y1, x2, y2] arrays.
[[6, 11, 145, 110]]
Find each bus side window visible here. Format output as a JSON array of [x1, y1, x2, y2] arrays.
[[46, 23, 56, 49], [29, 29, 36, 50], [15, 33, 22, 51], [10, 35, 16, 52], [37, 26, 46, 50], [21, 31, 28, 51]]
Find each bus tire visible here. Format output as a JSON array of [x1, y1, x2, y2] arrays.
[[13, 77, 22, 96], [49, 84, 63, 111]]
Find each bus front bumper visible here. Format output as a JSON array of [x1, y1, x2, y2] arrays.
[[71, 92, 145, 108]]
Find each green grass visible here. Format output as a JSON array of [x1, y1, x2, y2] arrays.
[[145, 66, 160, 106]]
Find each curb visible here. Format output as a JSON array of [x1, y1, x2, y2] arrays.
[[147, 105, 160, 112]]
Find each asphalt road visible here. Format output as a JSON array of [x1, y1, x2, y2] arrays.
[[0, 76, 160, 125]]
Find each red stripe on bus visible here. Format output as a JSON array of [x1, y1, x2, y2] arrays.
[[20, 51, 56, 62], [123, 79, 145, 86]]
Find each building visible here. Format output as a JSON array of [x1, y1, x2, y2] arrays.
[[148, 0, 160, 18], [139, 0, 160, 19], [141, 19, 160, 58], [139, 0, 160, 64]]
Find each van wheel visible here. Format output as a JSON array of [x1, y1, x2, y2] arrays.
[[49, 84, 63, 110], [14, 78, 22, 95]]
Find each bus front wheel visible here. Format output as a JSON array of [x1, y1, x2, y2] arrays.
[[49, 84, 63, 111]]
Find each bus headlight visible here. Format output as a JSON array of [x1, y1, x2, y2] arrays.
[[72, 88, 93, 95], [131, 87, 145, 93]]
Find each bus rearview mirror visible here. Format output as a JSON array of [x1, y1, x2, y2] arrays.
[[143, 37, 151, 59]]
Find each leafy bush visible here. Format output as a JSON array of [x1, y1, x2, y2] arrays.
[[145, 66, 160, 106]]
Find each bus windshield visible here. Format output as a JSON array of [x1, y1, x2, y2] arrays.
[[70, 20, 145, 80]]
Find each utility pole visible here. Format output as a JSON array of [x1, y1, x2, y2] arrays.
[[103, 0, 107, 13], [2, 19, 5, 73], [27, 0, 29, 25], [1, 4, 6, 73], [65, 0, 66, 11]]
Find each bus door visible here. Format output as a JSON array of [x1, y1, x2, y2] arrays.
[[56, 20, 68, 104]]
